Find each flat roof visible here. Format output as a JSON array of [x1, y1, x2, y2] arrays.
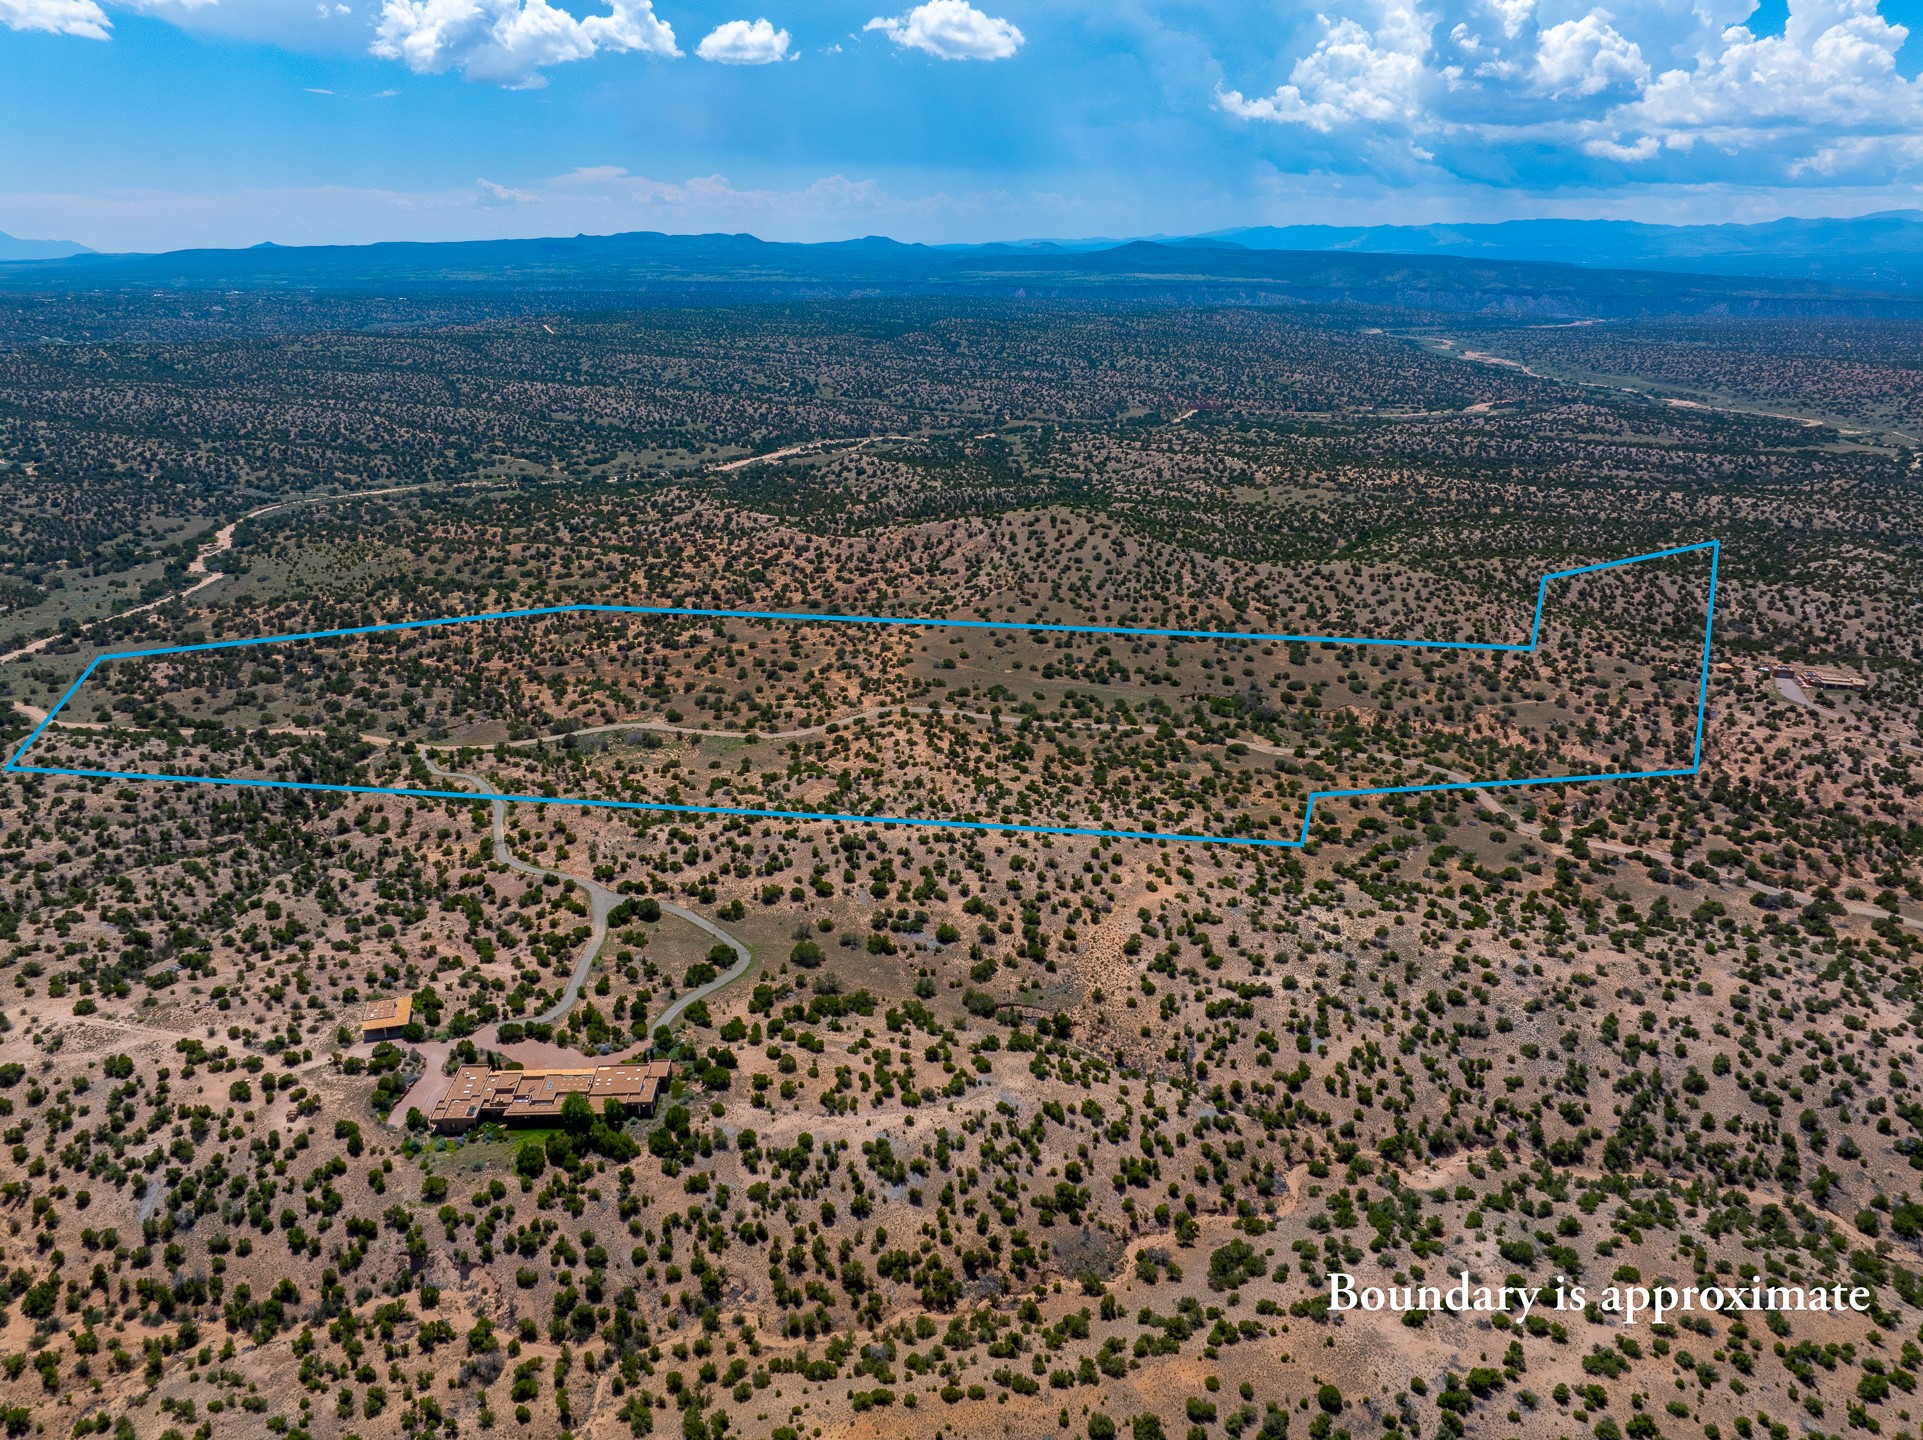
[[428, 1060, 671, 1129], [362, 996, 413, 1029]]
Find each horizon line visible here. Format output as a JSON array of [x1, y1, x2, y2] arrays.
[[7, 209, 1923, 266]]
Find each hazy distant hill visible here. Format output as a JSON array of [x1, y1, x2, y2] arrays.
[[0, 230, 94, 261], [1198, 213, 1923, 290], [3, 230, 1916, 320]]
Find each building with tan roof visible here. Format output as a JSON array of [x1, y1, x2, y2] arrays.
[[427, 1059, 673, 1135], [361, 995, 413, 1043], [1798, 666, 1867, 693]]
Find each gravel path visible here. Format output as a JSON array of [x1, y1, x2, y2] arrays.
[[421, 757, 756, 1029], [423, 756, 620, 1027]]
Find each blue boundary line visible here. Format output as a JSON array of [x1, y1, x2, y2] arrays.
[[3, 540, 1719, 849]]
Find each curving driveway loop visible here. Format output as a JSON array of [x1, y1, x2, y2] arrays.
[[421, 756, 755, 1033]]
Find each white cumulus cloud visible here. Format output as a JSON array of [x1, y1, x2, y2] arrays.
[[696, 16, 789, 63], [370, 0, 677, 86], [1631, 0, 1917, 136], [1218, 2, 1429, 132], [865, 0, 1021, 60], [1480, 0, 1530, 41], [1221, 0, 1923, 185], [1579, 0, 1923, 167], [1581, 133, 1659, 161], [1533, 12, 1645, 96], [0, 0, 110, 38]]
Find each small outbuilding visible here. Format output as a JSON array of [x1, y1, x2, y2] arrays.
[[361, 996, 414, 1043]]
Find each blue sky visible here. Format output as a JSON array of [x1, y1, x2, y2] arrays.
[[4, 0, 1923, 250]]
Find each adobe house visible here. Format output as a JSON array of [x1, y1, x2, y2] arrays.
[[427, 1060, 674, 1135]]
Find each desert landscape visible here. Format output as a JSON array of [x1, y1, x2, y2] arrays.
[[0, 294, 1918, 1440]]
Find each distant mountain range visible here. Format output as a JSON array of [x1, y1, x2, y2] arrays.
[[8, 214, 1923, 318], [1186, 213, 1923, 290], [0, 230, 93, 261]]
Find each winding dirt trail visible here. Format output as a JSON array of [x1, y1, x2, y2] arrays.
[[0, 571, 229, 667], [707, 434, 915, 473], [0, 480, 496, 670], [424, 756, 624, 1029], [381, 757, 757, 1127]]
